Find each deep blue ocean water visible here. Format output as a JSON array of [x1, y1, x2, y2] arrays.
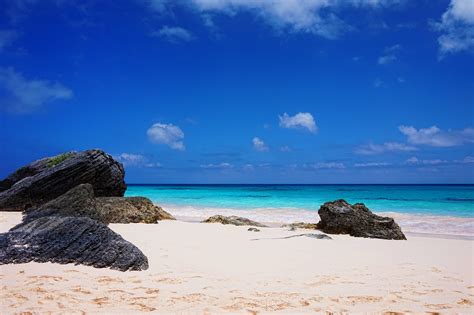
[[125, 184, 474, 218]]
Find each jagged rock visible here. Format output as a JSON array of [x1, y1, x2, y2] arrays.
[[26, 184, 175, 224], [0, 216, 148, 271], [281, 222, 318, 230], [248, 227, 260, 232], [202, 215, 267, 227], [316, 199, 406, 240], [0, 150, 126, 211]]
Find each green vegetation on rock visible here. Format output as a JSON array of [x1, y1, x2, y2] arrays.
[[47, 152, 74, 167]]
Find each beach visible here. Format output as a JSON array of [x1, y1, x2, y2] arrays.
[[1, 211, 473, 314]]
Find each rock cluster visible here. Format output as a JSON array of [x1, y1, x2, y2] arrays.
[[0, 149, 174, 271], [202, 215, 267, 227], [25, 184, 175, 224], [316, 199, 406, 240]]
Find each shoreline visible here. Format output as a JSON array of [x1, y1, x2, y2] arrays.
[[157, 203, 474, 238]]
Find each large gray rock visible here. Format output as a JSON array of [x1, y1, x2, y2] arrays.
[[0, 150, 126, 211], [26, 184, 175, 224], [0, 216, 148, 271], [202, 215, 267, 227], [316, 199, 406, 240]]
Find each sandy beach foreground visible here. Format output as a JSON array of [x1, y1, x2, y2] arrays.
[[1, 212, 473, 314]]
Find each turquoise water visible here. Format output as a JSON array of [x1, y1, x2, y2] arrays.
[[125, 185, 474, 218]]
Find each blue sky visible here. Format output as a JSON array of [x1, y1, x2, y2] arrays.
[[0, 0, 473, 184]]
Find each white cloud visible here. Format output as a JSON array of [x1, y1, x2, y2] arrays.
[[151, 26, 194, 43], [115, 153, 146, 165], [252, 137, 268, 152], [0, 30, 18, 52], [312, 162, 345, 169], [0, 67, 73, 113], [405, 156, 448, 165], [147, 122, 185, 150], [377, 44, 401, 65], [356, 142, 417, 155], [147, 0, 401, 39], [200, 162, 233, 169], [432, 0, 474, 56], [280, 145, 291, 152], [114, 153, 162, 168], [405, 156, 419, 164], [279, 112, 317, 133], [461, 156, 474, 164], [399, 125, 474, 147], [145, 162, 162, 168], [354, 162, 391, 167]]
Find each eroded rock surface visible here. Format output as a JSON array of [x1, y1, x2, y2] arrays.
[[316, 199, 406, 240], [202, 215, 267, 227], [0, 150, 126, 211], [0, 216, 148, 271], [26, 184, 175, 224]]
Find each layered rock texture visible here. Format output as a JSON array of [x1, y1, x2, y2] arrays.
[[316, 199, 406, 240], [202, 215, 267, 227], [0, 149, 164, 271], [0, 150, 126, 211], [25, 184, 175, 224], [0, 216, 148, 271]]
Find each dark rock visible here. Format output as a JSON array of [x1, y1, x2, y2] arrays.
[[316, 199, 406, 240], [25, 184, 99, 222], [248, 227, 260, 232], [95, 196, 175, 223], [0, 150, 126, 211], [26, 184, 175, 224], [202, 215, 267, 227], [0, 216, 148, 271], [281, 222, 318, 230]]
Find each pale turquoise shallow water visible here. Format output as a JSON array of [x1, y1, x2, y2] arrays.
[[125, 185, 474, 218]]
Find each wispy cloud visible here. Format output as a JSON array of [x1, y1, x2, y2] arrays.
[[200, 162, 233, 169], [399, 125, 474, 147], [114, 153, 162, 168], [252, 137, 268, 152], [431, 0, 474, 57], [311, 162, 345, 169], [0, 67, 73, 113], [356, 142, 417, 155], [146, 0, 401, 39], [280, 145, 291, 152], [354, 162, 391, 167], [377, 44, 401, 65], [147, 122, 185, 150], [404, 156, 448, 165], [151, 26, 194, 43], [279, 112, 317, 133]]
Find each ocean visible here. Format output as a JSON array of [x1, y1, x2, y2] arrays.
[[125, 184, 474, 236]]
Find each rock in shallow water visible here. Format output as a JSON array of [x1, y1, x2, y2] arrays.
[[202, 215, 267, 227], [316, 199, 406, 240], [0, 216, 148, 271], [0, 149, 126, 211]]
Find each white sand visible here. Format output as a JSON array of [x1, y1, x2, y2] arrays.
[[1, 212, 473, 313]]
